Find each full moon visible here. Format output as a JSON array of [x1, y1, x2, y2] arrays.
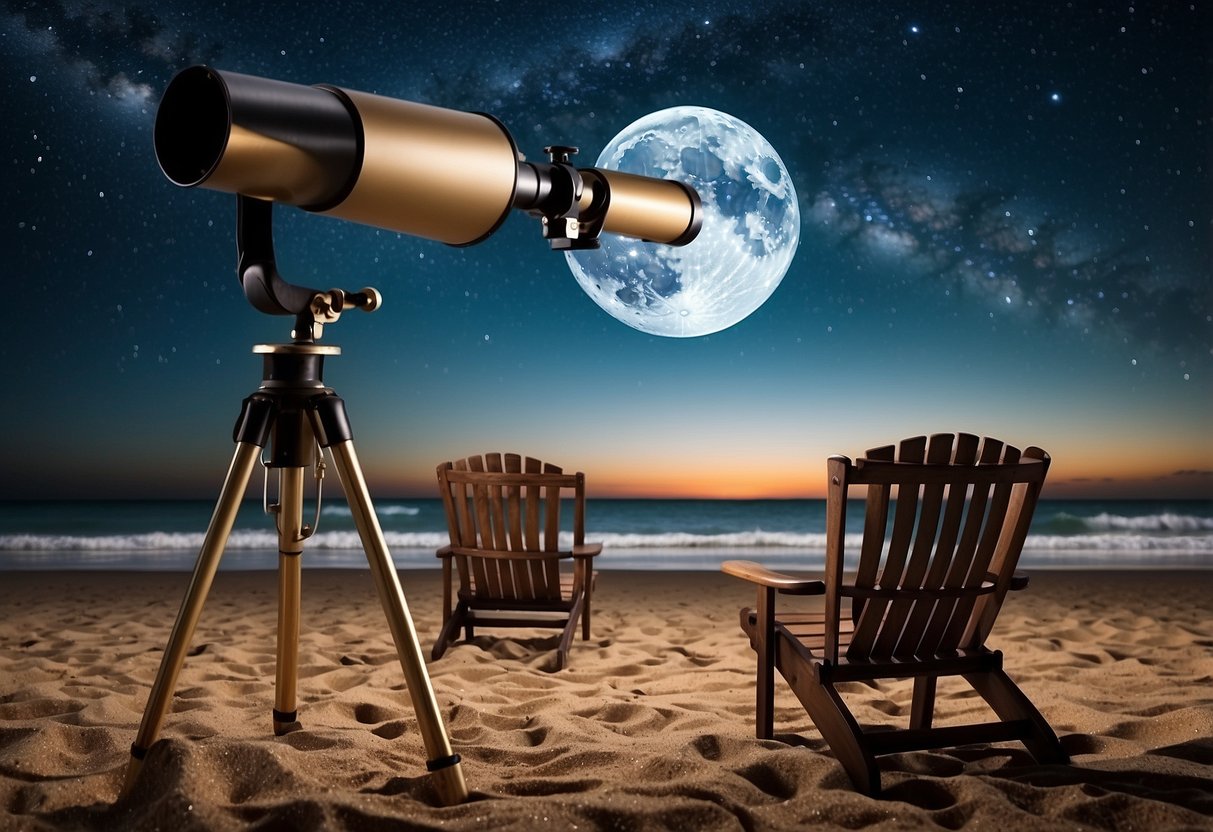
[[567, 106, 800, 337]]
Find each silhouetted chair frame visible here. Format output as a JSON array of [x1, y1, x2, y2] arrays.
[[724, 433, 1068, 795], [434, 453, 601, 670]]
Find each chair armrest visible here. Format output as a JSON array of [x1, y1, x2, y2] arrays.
[[436, 544, 453, 559], [983, 570, 1029, 591], [573, 542, 603, 557], [721, 560, 825, 595]]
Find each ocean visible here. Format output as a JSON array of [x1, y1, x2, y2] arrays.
[[0, 498, 1210, 571]]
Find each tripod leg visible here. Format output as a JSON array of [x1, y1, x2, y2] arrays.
[[273, 466, 306, 734], [120, 441, 262, 798], [325, 436, 468, 806]]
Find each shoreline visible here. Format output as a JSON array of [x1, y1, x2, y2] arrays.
[[1, 551, 1211, 572], [2, 569, 1211, 830]]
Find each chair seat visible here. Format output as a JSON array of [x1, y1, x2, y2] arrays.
[[739, 607, 853, 655], [740, 606, 1000, 682], [461, 571, 598, 607]]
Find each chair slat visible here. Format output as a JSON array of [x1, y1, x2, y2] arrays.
[[543, 462, 563, 599], [505, 506, 526, 594], [467, 457, 501, 599], [498, 454, 529, 598], [483, 455, 513, 597], [523, 457, 545, 596], [486, 453, 509, 550], [881, 434, 956, 657], [916, 437, 1002, 655], [964, 447, 1047, 646], [850, 436, 925, 658], [937, 441, 1017, 652], [847, 445, 892, 647], [854, 449, 894, 589], [524, 458, 541, 551], [899, 433, 980, 657], [450, 460, 475, 548]]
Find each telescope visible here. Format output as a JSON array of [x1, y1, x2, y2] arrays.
[[127, 66, 796, 808], [124, 65, 720, 810], [155, 65, 701, 250]]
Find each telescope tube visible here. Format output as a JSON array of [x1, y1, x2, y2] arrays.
[[154, 66, 701, 249], [154, 66, 519, 246], [580, 169, 701, 246]]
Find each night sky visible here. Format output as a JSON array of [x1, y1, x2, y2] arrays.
[[2, 1, 1210, 500]]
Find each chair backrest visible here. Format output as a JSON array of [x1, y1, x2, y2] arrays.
[[436, 453, 587, 602], [823, 433, 1049, 664]]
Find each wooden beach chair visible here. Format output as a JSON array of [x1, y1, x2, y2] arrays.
[[434, 453, 601, 670], [723, 433, 1068, 795]]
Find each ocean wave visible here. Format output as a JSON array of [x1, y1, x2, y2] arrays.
[[0, 530, 448, 552], [594, 532, 1213, 552], [321, 505, 421, 517], [1034, 512, 1213, 536], [1076, 512, 1213, 532], [595, 531, 830, 549], [2, 529, 1210, 553]]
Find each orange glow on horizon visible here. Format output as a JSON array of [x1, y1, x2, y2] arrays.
[[371, 447, 1213, 501], [588, 476, 816, 500]]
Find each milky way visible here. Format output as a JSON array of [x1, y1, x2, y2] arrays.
[[808, 157, 1209, 368], [4, 1, 222, 103], [0, 0, 1209, 498]]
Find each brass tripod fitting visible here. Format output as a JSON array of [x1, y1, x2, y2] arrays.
[[293, 287, 382, 342]]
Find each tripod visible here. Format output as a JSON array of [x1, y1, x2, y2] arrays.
[[120, 341, 468, 806]]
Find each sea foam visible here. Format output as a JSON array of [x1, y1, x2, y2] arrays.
[[2, 529, 1210, 553]]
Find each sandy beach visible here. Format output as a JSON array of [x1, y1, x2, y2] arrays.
[[1, 568, 1210, 831]]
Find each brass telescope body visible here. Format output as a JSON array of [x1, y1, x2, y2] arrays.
[[154, 66, 701, 248]]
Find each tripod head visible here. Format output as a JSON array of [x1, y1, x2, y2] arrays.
[[236, 194, 381, 343]]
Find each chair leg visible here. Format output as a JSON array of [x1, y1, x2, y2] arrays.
[[573, 559, 592, 641], [755, 588, 776, 740], [432, 601, 469, 661], [964, 669, 1069, 764], [581, 582, 592, 641], [440, 557, 453, 626], [787, 671, 881, 796], [555, 593, 586, 671], [910, 676, 937, 730]]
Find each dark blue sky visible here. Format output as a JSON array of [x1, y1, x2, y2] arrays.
[[2, 1, 1210, 499]]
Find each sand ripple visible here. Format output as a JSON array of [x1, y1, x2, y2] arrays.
[[0, 569, 1210, 830]]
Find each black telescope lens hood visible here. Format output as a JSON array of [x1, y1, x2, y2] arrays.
[[154, 65, 231, 187], [153, 65, 360, 207]]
